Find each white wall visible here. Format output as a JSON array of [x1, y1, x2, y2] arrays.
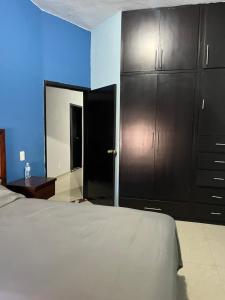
[[46, 86, 83, 178], [91, 12, 122, 206]]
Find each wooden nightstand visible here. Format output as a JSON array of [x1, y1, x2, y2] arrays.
[[7, 176, 57, 199]]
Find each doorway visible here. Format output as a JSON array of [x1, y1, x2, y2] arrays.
[[44, 81, 116, 205], [70, 104, 82, 171], [44, 82, 86, 202]]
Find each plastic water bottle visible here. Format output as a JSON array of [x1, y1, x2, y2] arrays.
[[25, 162, 31, 179]]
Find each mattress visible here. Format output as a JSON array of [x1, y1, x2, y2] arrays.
[[0, 186, 182, 300]]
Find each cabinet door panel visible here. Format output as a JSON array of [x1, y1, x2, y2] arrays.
[[198, 70, 225, 135], [203, 3, 225, 68], [159, 6, 199, 70], [120, 74, 157, 198], [155, 73, 195, 201], [122, 10, 160, 72]]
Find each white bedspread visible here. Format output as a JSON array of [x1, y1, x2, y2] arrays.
[[0, 189, 182, 300]]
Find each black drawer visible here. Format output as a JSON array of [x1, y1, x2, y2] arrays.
[[194, 187, 225, 205], [119, 198, 191, 220], [194, 204, 225, 223], [198, 153, 225, 170], [196, 170, 225, 188], [198, 135, 225, 153]]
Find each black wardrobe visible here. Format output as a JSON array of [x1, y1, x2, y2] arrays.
[[120, 3, 225, 224]]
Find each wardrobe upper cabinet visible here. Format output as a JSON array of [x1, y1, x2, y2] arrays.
[[122, 10, 160, 72], [203, 3, 225, 68], [159, 6, 199, 70], [120, 74, 157, 199], [198, 70, 225, 135]]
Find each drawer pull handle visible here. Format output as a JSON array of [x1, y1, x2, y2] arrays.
[[212, 195, 223, 199], [201, 99, 205, 110], [144, 207, 162, 212], [210, 212, 222, 216], [213, 177, 224, 181], [214, 161, 225, 164], [216, 143, 225, 146], [206, 44, 209, 66]]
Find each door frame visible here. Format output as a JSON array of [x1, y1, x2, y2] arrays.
[[70, 103, 83, 171], [43, 80, 90, 177]]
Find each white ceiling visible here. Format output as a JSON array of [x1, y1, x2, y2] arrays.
[[31, 0, 224, 30]]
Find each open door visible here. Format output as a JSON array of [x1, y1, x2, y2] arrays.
[[83, 85, 116, 206]]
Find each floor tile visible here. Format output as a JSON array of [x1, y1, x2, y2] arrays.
[[176, 221, 215, 266], [176, 221, 205, 241], [208, 239, 225, 268], [179, 237, 215, 266], [216, 267, 225, 292], [50, 187, 82, 202], [55, 169, 83, 194], [50, 170, 83, 202], [177, 263, 225, 300], [202, 223, 225, 241]]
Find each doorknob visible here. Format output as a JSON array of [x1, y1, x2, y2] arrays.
[[107, 149, 117, 156]]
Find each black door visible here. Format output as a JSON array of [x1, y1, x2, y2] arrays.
[[70, 105, 82, 170], [83, 85, 116, 206], [159, 6, 199, 70], [122, 9, 160, 72], [198, 70, 225, 135], [120, 74, 157, 199], [154, 73, 196, 201], [203, 3, 225, 68]]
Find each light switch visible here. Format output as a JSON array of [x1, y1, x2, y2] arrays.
[[20, 151, 25, 161]]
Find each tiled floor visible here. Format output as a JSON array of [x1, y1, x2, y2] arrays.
[[50, 175, 225, 300], [176, 220, 225, 300], [50, 169, 83, 202]]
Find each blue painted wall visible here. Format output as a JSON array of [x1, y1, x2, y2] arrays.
[[42, 13, 90, 87], [0, 0, 43, 182], [91, 12, 122, 206], [0, 0, 90, 182]]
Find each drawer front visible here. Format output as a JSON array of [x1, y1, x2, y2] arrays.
[[194, 187, 225, 205], [120, 198, 191, 219], [196, 170, 225, 188], [35, 184, 55, 199], [194, 204, 225, 223], [198, 135, 225, 153], [198, 153, 225, 170]]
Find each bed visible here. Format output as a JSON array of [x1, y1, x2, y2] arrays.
[[0, 129, 182, 300]]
